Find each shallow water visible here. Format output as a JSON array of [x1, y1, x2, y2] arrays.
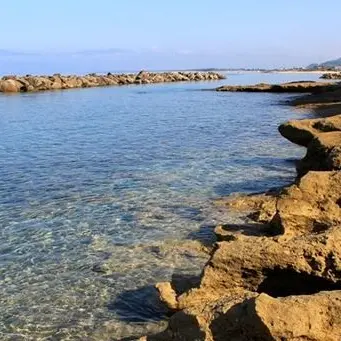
[[0, 72, 320, 340]]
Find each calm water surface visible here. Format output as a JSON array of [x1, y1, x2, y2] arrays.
[[0, 73, 320, 340]]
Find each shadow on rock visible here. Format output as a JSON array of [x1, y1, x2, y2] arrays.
[[215, 222, 271, 239], [214, 175, 295, 197], [170, 273, 202, 296], [186, 224, 217, 246], [108, 285, 169, 323]]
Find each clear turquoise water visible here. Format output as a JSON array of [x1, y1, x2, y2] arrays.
[[0, 73, 320, 340]]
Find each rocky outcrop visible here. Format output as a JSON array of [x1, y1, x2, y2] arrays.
[[208, 291, 341, 341], [0, 71, 225, 93], [221, 171, 341, 238], [279, 115, 341, 176], [320, 72, 341, 80], [279, 115, 341, 147], [216, 81, 338, 93], [297, 132, 341, 176], [143, 112, 341, 340]]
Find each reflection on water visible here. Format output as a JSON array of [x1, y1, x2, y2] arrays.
[[0, 72, 317, 340]]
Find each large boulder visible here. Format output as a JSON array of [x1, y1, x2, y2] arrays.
[[0, 79, 24, 92]]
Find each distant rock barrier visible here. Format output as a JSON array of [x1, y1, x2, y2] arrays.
[[0, 71, 225, 93], [320, 72, 341, 80]]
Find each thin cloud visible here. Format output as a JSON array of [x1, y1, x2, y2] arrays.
[[73, 48, 134, 56], [0, 49, 39, 56]]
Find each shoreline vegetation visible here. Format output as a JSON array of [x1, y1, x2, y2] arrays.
[[141, 81, 341, 340], [0, 71, 224, 93]]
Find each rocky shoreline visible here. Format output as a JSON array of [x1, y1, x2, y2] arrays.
[[141, 82, 341, 340], [0, 71, 225, 93]]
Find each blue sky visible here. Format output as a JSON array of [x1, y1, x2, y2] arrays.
[[1, 1, 340, 73]]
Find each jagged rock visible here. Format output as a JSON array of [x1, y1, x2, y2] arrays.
[[216, 81, 337, 93], [0, 71, 225, 93], [272, 171, 341, 236], [180, 228, 341, 305], [146, 229, 341, 340], [209, 291, 341, 341], [147, 290, 341, 341], [220, 171, 341, 237]]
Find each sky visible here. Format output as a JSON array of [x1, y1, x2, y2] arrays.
[[1, 0, 340, 74]]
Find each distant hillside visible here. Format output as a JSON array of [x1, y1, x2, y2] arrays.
[[307, 57, 341, 69]]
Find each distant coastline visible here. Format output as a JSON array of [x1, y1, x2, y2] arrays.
[[186, 67, 340, 74]]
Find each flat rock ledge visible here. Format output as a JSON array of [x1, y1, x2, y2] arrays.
[[216, 80, 338, 93], [0, 71, 225, 93], [143, 113, 341, 340]]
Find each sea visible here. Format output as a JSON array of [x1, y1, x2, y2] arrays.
[[0, 72, 322, 340]]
